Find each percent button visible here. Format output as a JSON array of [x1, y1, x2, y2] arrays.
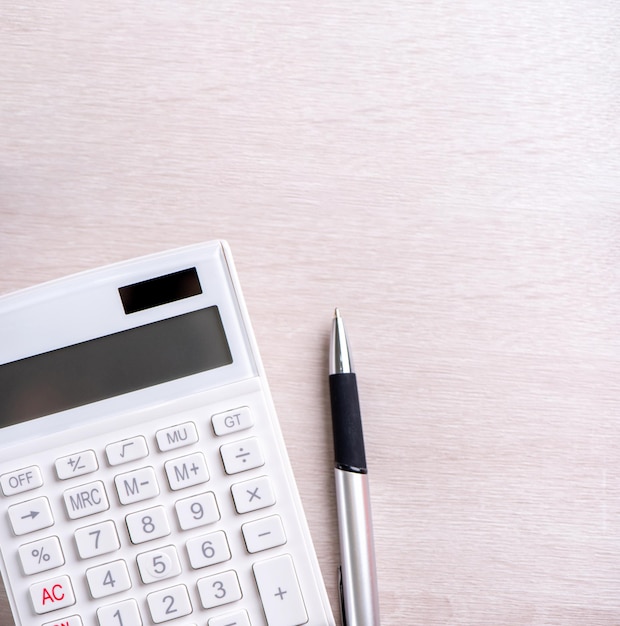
[[18, 536, 65, 575]]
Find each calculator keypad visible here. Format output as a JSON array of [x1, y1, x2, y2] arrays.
[[2, 402, 319, 626]]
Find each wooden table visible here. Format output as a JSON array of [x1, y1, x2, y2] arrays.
[[1, 2, 619, 624]]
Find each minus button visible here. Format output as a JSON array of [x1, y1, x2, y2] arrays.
[[241, 515, 286, 554]]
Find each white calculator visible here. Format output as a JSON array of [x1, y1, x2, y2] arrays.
[[0, 241, 335, 626]]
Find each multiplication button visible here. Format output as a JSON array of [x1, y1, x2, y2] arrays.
[[231, 476, 275, 514]]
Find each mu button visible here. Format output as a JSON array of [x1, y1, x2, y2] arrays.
[[30, 575, 76, 614]]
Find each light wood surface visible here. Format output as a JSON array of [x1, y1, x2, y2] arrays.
[[1, 2, 620, 624]]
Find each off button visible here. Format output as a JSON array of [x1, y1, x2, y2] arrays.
[[1, 465, 43, 497]]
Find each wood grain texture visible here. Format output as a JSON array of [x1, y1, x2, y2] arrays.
[[1, 1, 619, 624]]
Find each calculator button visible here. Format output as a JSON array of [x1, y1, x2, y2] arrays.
[[42, 615, 82, 626], [18, 535, 64, 575], [175, 491, 220, 531], [208, 610, 251, 626], [231, 476, 276, 514], [8, 497, 54, 535], [97, 599, 142, 626], [186, 530, 231, 570], [197, 569, 242, 609], [30, 575, 76, 615], [253, 554, 308, 626], [147, 584, 193, 623], [75, 520, 120, 559], [242, 515, 286, 554], [86, 559, 132, 599], [220, 437, 265, 475], [63, 481, 109, 520], [114, 466, 160, 505], [156, 421, 199, 451], [55, 450, 98, 480], [212, 406, 253, 436], [106, 436, 148, 466], [126, 506, 171, 544], [164, 452, 209, 491], [137, 544, 182, 584], [1, 465, 43, 496]]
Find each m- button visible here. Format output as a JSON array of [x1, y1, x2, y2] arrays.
[[1, 465, 43, 497]]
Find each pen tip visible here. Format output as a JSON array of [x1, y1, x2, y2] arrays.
[[334, 307, 341, 319]]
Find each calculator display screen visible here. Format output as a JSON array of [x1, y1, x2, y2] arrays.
[[0, 306, 232, 428]]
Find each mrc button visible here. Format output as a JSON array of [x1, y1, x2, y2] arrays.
[[1, 466, 43, 497], [63, 481, 110, 520]]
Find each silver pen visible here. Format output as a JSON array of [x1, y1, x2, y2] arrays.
[[329, 309, 380, 626]]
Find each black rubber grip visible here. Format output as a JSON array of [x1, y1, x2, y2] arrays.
[[329, 373, 367, 473]]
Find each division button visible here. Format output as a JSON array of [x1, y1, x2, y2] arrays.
[[220, 437, 264, 475]]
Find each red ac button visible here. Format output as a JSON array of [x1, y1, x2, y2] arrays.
[[30, 575, 76, 615]]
